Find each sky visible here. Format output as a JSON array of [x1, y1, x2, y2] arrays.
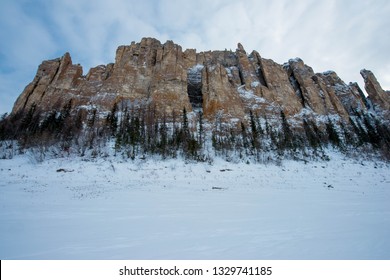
[[1, 0, 389, 114]]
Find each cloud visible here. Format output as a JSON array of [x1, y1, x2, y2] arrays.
[[45, 0, 165, 68], [0, 0, 59, 114], [0, 0, 389, 114], [0, 1, 57, 69]]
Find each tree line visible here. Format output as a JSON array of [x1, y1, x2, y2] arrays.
[[1, 100, 390, 161]]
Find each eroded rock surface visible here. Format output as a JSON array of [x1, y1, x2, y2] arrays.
[[12, 38, 389, 123]]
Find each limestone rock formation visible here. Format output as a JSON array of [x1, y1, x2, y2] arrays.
[[12, 52, 83, 114], [13, 38, 193, 118], [285, 58, 349, 120], [255, 54, 302, 116], [361, 69, 390, 111], [322, 71, 367, 114], [11, 37, 389, 124], [236, 43, 259, 91], [201, 63, 245, 119]]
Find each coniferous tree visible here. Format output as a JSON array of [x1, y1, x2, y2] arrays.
[[326, 118, 341, 147], [362, 113, 380, 148], [159, 114, 168, 157], [85, 108, 98, 149], [0, 113, 7, 121], [60, 99, 72, 122], [106, 102, 118, 136], [0, 114, 7, 140], [182, 107, 189, 136], [264, 115, 270, 137], [72, 110, 84, 143], [339, 120, 356, 147], [249, 110, 259, 151], [20, 104, 37, 133], [180, 107, 189, 151], [303, 119, 320, 149], [198, 111, 204, 147], [374, 118, 390, 147], [87, 109, 97, 128], [355, 118, 369, 144], [59, 100, 74, 146], [241, 122, 248, 151], [280, 110, 293, 150]]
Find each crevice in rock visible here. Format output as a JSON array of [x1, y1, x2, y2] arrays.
[[104, 63, 114, 80], [187, 65, 204, 110], [39, 61, 61, 102], [350, 82, 370, 109], [238, 67, 245, 86], [150, 49, 157, 66], [23, 79, 40, 111], [257, 66, 268, 87], [289, 72, 305, 107], [49, 61, 61, 85]]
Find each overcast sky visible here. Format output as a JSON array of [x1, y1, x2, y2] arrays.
[[1, 0, 389, 114]]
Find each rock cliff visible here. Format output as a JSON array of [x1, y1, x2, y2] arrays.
[[11, 38, 390, 123], [360, 69, 390, 111]]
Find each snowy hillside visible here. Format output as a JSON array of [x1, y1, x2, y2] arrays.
[[0, 153, 389, 259]]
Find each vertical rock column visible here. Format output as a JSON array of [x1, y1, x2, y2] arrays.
[[201, 63, 245, 120], [360, 69, 390, 110], [149, 40, 193, 116]]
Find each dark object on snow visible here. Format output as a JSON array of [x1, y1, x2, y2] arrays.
[[56, 168, 74, 173]]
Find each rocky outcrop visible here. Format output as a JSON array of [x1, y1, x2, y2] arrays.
[[285, 58, 350, 120], [202, 63, 245, 119], [101, 38, 192, 115], [236, 43, 259, 90], [13, 38, 193, 118], [255, 55, 302, 116], [12, 53, 83, 114], [361, 69, 390, 111], [11, 37, 388, 124], [322, 71, 367, 113], [349, 82, 370, 109]]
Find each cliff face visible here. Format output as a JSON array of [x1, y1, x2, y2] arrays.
[[360, 69, 390, 111], [11, 38, 390, 121]]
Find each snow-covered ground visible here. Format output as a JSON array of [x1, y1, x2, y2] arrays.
[[0, 153, 389, 260]]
